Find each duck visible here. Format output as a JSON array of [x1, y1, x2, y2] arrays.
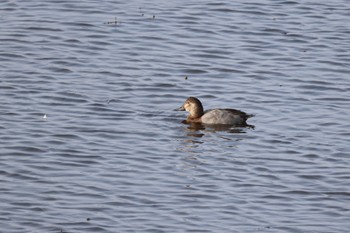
[[176, 97, 253, 126]]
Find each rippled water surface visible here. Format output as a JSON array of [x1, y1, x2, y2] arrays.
[[1, 0, 350, 232]]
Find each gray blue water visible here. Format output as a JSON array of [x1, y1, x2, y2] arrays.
[[1, 0, 350, 232]]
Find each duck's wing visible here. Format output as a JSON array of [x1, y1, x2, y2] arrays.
[[201, 109, 246, 125], [223, 109, 254, 119]]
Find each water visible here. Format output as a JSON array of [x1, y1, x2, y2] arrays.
[[1, 0, 350, 232]]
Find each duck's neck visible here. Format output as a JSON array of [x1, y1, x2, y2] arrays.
[[190, 106, 204, 118]]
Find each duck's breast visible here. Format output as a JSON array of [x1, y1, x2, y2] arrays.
[[201, 109, 245, 125]]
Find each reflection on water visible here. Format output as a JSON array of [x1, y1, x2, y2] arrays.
[[178, 121, 254, 154], [183, 121, 254, 137]]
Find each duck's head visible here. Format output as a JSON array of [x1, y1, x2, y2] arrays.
[[176, 97, 204, 118]]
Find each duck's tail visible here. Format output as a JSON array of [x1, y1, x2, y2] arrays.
[[244, 114, 255, 129]]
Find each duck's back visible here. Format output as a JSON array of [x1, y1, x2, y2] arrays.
[[201, 109, 249, 125]]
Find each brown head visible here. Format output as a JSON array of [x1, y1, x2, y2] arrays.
[[177, 97, 204, 118]]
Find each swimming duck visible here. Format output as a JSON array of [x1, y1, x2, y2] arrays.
[[177, 97, 253, 126]]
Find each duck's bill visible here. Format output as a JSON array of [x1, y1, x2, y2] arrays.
[[175, 106, 185, 111]]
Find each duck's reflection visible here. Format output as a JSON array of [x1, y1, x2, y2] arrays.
[[183, 121, 254, 137]]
